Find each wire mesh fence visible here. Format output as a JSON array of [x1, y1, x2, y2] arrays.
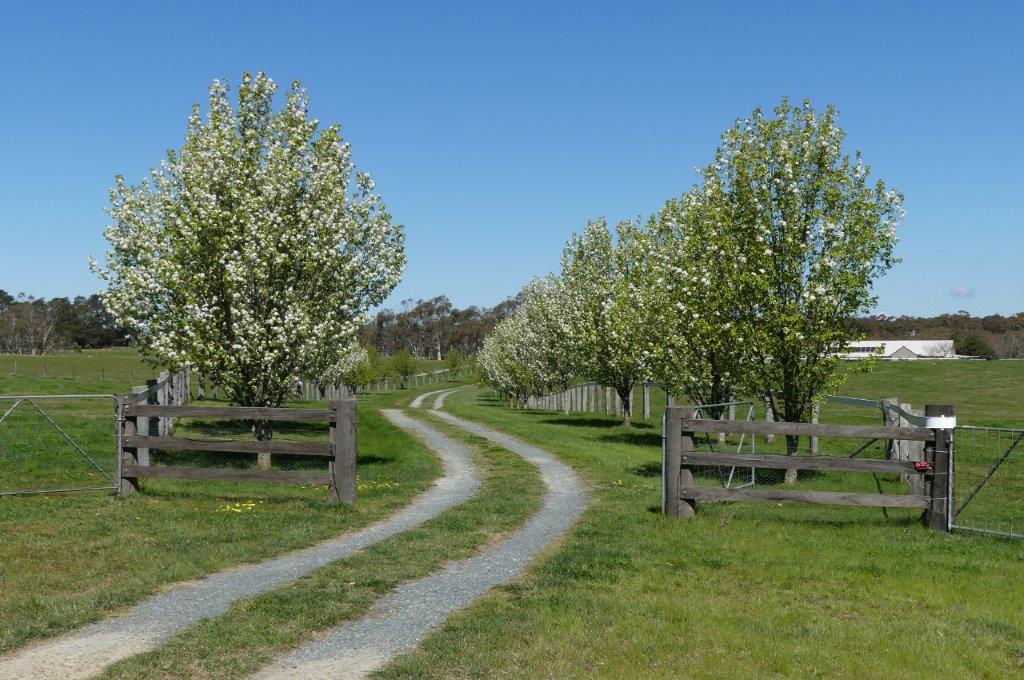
[[951, 425, 1024, 538], [686, 401, 758, 489], [685, 396, 919, 503], [0, 395, 118, 496], [158, 415, 333, 475]]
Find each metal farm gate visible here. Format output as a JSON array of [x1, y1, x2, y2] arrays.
[[0, 394, 119, 496], [951, 425, 1024, 538]]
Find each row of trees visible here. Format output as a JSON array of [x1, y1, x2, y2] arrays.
[[0, 291, 126, 354], [480, 99, 906, 470]]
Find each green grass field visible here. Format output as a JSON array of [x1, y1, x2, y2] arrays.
[[2, 358, 1023, 677], [377, 386, 1024, 679], [0, 377, 453, 654], [96, 410, 544, 680]]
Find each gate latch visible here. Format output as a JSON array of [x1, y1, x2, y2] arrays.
[[915, 461, 931, 472]]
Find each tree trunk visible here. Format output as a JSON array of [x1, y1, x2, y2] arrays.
[[618, 386, 632, 427], [784, 434, 799, 485], [254, 419, 273, 469]]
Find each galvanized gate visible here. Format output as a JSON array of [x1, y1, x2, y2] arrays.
[[0, 394, 118, 496], [951, 425, 1024, 538]]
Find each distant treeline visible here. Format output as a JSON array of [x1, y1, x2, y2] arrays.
[[0, 290, 128, 355], [360, 295, 520, 360], [852, 311, 1024, 358], [4, 287, 1019, 361]]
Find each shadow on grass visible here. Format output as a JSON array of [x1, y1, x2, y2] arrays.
[[601, 431, 662, 447], [542, 417, 655, 430]]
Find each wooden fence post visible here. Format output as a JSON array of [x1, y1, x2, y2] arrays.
[[663, 406, 696, 518], [901, 403, 926, 496], [810, 402, 820, 455], [924, 404, 954, 531], [118, 394, 139, 495], [145, 378, 158, 439], [718, 405, 727, 446], [157, 371, 170, 435], [663, 406, 681, 517], [132, 386, 150, 467], [882, 397, 899, 460], [329, 399, 357, 504]]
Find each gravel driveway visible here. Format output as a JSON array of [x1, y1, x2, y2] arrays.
[[0, 409, 479, 680], [249, 409, 586, 680]]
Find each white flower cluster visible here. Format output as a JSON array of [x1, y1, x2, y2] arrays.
[[91, 72, 405, 406]]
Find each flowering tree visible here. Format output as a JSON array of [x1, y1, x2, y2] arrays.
[[706, 98, 904, 478], [477, 313, 549, 404], [645, 189, 745, 412], [518, 275, 575, 393], [92, 72, 404, 428], [561, 219, 654, 426]]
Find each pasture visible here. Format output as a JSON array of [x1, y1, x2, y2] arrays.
[[381, 385, 1024, 678], [0, 378, 446, 653], [1, 359, 1022, 677]]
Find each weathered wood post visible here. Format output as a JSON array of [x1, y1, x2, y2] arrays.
[[923, 404, 955, 531], [882, 397, 899, 460], [117, 394, 139, 495], [563, 388, 570, 415], [329, 399, 357, 504], [718, 404, 727, 446], [663, 405, 696, 518], [643, 383, 651, 420], [901, 403, 926, 496], [131, 386, 150, 467], [809, 402, 820, 455]]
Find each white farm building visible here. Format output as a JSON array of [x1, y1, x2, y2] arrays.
[[842, 340, 956, 360]]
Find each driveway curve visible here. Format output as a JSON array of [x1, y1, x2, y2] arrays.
[[250, 409, 586, 680], [0, 409, 479, 680]]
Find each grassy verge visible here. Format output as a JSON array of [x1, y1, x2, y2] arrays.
[[97, 411, 544, 679], [376, 387, 1024, 679], [0, 382, 458, 653]]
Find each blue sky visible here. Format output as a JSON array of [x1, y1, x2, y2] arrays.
[[0, 1, 1021, 316]]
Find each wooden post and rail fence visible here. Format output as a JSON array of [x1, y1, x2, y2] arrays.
[[116, 399, 357, 504], [662, 404, 955, 530]]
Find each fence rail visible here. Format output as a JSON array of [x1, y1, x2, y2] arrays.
[[117, 399, 357, 503], [663, 404, 954, 530]]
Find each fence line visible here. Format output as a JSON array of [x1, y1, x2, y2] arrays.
[[117, 399, 357, 503], [525, 381, 674, 420], [663, 403, 953, 530]]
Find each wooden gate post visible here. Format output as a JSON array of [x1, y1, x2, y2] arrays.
[[924, 404, 955, 531], [329, 399, 357, 504], [663, 406, 696, 518], [132, 386, 150, 467], [882, 397, 899, 460], [117, 394, 139, 495]]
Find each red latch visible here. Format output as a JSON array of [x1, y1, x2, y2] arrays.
[[915, 461, 931, 472]]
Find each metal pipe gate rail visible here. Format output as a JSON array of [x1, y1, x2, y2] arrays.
[[0, 394, 119, 496]]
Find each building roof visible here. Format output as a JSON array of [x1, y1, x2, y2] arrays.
[[844, 340, 955, 358]]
